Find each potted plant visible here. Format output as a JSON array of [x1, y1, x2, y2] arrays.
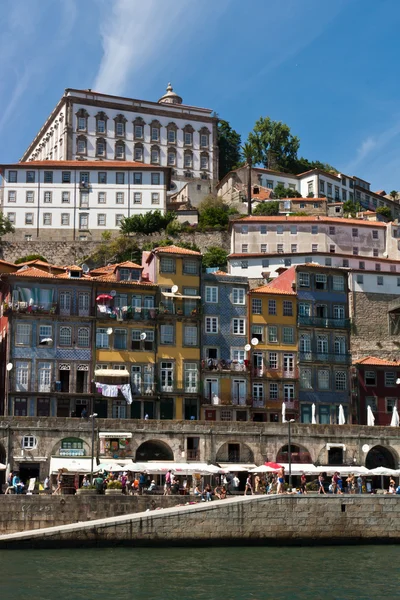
[[76, 484, 98, 496], [105, 480, 123, 495]]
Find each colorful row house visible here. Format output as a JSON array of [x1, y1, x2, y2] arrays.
[[353, 356, 400, 426]]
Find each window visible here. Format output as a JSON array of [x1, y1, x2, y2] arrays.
[[80, 192, 89, 207], [241, 244, 248, 253], [22, 435, 37, 450], [77, 327, 90, 348], [184, 131, 192, 145], [184, 326, 198, 346], [151, 173, 160, 185], [268, 299, 276, 315], [240, 260, 248, 270], [160, 257, 175, 273], [116, 192, 124, 204], [44, 191, 52, 203], [332, 276, 344, 291], [371, 229, 379, 240], [283, 327, 294, 344], [167, 151, 176, 166], [25, 213, 34, 225], [232, 319, 245, 335], [241, 225, 248, 234], [44, 171, 53, 183], [134, 172, 142, 185], [312, 244, 318, 253], [252, 298, 262, 314], [260, 225, 267, 234], [183, 260, 198, 275], [315, 273, 327, 289], [59, 326, 72, 346], [298, 272, 310, 287], [377, 276, 384, 286], [269, 352, 278, 370], [151, 192, 160, 204], [365, 371, 376, 385], [26, 191, 34, 203], [284, 383, 295, 401], [232, 288, 245, 305], [300, 369, 312, 389], [96, 213, 106, 227], [311, 225, 318, 234], [38, 325, 52, 345], [205, 286, 218, 303], [115, 214, 124, 227], [386, 397, 397, 413], [385, 372, 396, 387], [290, 244, 297, 253], [98, 172, 107, 184], [298, 302, 310, 317], [113, 329, 127, 350], [97, 192, 106, 205], [115, 143, 125, 159], [7, 212, 15, 224], [61, 213, 70, 226], [276, 225, 283, 235], [268, 325, 278, 343], [96, 328, 109, 349], [80, 213, 89, 229], [334, 335, 346, 355], [133, 192, 141, 204], [283, 301, 293, 316], [352, 228, 358, 237], [318, 370, 330, 390], [168, 129, 176, 144], [277, 244, 284, 253], [16, 323, 31, 346], [333, 305, 345, 320], [200, 154, 209, 170], [251, 325, 263, 343], [160, 324, 174, 344], [330, 245, 336, 253], [8, 170, 17, 183], [135, 125, 143, 139], [116, 121, 125, 136], [390, 265, 397, 273], [335, 371, 347, 391], [8, 191, 16, 203], [151, 147, 160, 164], [116, 172, 125, 185], [269, 382, 278, 399], [317, 334, 328, 355], [205, 317, 218, 334], [356, 274, 363, 284]]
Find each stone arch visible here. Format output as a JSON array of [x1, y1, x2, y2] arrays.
[[365, 445, 397, 469], [276, 443, 312, 464], [135, 439, 174, 462], [50, 436, 90, 457], [215, 441, 254, 463]]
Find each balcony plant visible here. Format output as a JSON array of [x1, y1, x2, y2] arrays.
[[76, 484, 98, 496], [105, 480, 123, 495]]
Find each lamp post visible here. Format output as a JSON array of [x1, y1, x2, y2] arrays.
[[89, 413, 98, 484], [288, 419, 295, 489]]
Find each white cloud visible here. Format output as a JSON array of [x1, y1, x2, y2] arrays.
[[343, 121, 400, 174]]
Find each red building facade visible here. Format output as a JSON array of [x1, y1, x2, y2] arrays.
[[354, 356, 400, 426]]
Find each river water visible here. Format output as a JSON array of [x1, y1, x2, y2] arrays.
[[0, 545, 398, 599]]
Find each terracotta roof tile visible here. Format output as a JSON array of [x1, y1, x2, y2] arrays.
[[116, 260, 143, 269], [64, 265, 83, 270], [252, 186, 273, 201], [355, 356, 400, 367], [233, 216, 387, 227], [252, 266, 296, 295], [94, 274, 156, 286], [12, 267, 57, 279], [153, 245, 201, 256]]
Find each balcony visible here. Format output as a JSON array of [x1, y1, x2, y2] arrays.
[[10, 301, 58, 315], [96, 307, 158, 321], [201, 394, 251, 407], [298, 316, 351, 329], [252, 367, 298, 379], [204, 360, 249, 373], [299, 352, 352, 364], [186, 450, 200, 461], [158, 301, 201, 318]]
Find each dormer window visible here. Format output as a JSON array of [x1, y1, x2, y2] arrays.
[[118, 268, 140, 281], [68, 269, 81, 279]]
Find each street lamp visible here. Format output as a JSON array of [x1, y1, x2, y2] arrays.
[[288, 418, 295, 489], [89, 413, 98, 484]]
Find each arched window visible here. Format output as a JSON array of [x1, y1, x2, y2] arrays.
[[133, 117, 145, 140], [199, 126, 211, 148], [167, 147, 176, 166], [134, 142, 144, 162], [151, 145, 160, 164], [200, 152, 209, 170], [77, 327, 90, 348], [76, 135, 87, 155], [96, 137, 106, 157], [95, 111, 108, 134], [184, 150, 193, 168], [167, 122, 178, 144], [183, 124, 194, 146], [76, 108, 89, 132], [114, 113, 127, 137], [115, 141, 125, 160], [150, 120, 161, 142]]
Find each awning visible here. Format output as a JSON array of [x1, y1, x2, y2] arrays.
[[217, 463, 257, 472], [161, 292, 201, 299], [99, 432, 132, 438], [95, 369, 130, 378], [135, 462, 224, 475], [50, 457, 94, 474]]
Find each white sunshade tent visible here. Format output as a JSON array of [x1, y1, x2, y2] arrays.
[[368, 467, 399, 476], [134, 462, 226, 475], [49, 457, 95, 474], [0, 462, 6, 471], [217, 463, 257, 473]]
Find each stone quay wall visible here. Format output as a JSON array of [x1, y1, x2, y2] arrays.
[[0, 495, 188, 535], [1, 495, 400, 548]]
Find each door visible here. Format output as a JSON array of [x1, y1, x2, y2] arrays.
[[232, 379, 246, 405], [253, 352, 263, 376], [160, 398, 174, 419], [59, 291, 71, 316], [283, 353, 294, 376], [184, 363, 198, 393], [160, 362, 174, 392], [59, 370, 70, 393], [78, 292, 90, 316], [131, 366, 142, 395], [205, 378, 218, 403]]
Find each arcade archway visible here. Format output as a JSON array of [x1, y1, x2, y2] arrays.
[[135, 440, 174, 462], [365, 445, 396, 470]]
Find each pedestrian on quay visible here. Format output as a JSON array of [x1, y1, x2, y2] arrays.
[[164, 470, 172, 496], [300, 472, 307, 494], [232, 474, 240, 492], [139, 472, 147, 495], [254, 473, 261, 494], [337, 473, 343, 495], [277, 467, 285, 494], [357, 474, 363, 494], [318, 473, 326, 495], [44, 475, 50, 493], [244, 473, 253, 495]]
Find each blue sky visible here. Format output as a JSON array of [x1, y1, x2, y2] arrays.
[[1, 0, 400, 191]]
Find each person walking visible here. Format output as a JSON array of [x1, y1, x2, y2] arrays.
[[254, 473, 261, 494], [244, 474, 253, 495], [277, 468, 285, 494], [300, 472, 307, 494], [318, 473, 326, 495], [232, 474, 240, 492], [357, 475, 363, 494], [164, 470, 172, 495]]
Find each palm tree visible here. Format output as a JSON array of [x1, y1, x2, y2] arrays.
[[242, 143, 254, 215], [390, 190, 398, 201]]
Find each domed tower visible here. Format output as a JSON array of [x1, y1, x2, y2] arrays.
[[158, 83, 183, 105]]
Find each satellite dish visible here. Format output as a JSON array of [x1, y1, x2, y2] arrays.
[[140, 332, 147, 340], [6, 363, 13, 371], [171, 285, 179, 294], [106, 327, 113, 335], [251, 338, 259, 346], [110, 290, 116, 297], [244, 344, 251, 352], [82, 263, 90, 274], [362, 444, 370, 453]]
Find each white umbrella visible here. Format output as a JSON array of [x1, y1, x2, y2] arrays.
[[311, 403, 316, 424], [96, 462, 126, 472], [0, 462, 6, 470], [369, 466, 398, 476], [367, 405, 375, 426], [249, 465, 280, 473], [338, 404, 346, 425], [390, 406, 399, 427], [282, 402, 286, 423]]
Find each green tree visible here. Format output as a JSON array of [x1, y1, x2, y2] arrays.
[[15, 254, 48, 264], [0, 213, 15, 238], [176, 241, 201, 252], [218, 120, 242, 180], [202, 246, 228, 269], [290, 157, 338, 175], [253, 201, 280, 216], [376, 206, 392, 220], [120, 210, 175, 235], [273, 184, 301, 199], [342, 201, 361, 217], [198, 196, 231, 230], [389, 190, 398, 201], [247, 116, 300, 171]]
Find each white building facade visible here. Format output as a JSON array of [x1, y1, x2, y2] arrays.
[[20, 86, 218, 196], [0, 161, 169, 241]]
